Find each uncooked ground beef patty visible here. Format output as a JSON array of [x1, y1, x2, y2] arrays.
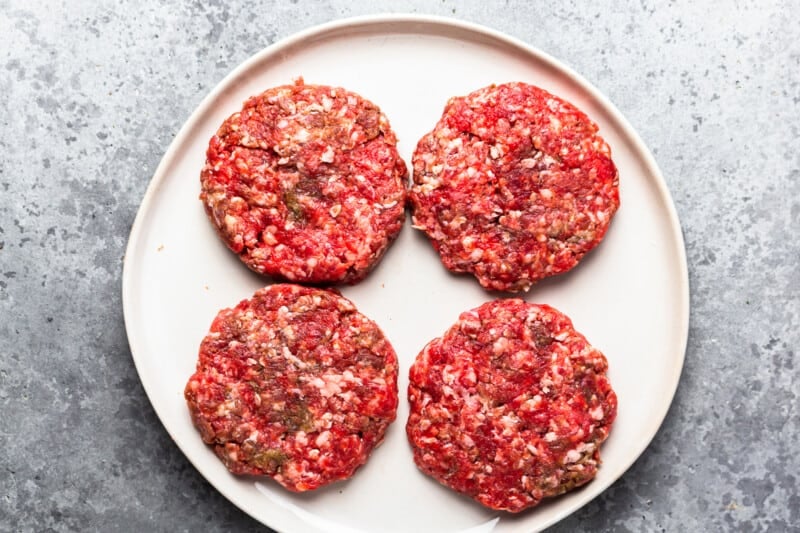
[[201, 80, 407, 284], [410, 82, 620, 292], [185, 284, 399, 491], [406, 299, 617, 512]]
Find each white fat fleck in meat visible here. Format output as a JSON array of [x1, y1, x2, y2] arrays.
[[521, 395, 542, 412], [564, 449, 582, 464], [448, 215, 467, 229], [589, 406, 604, 420], [447, 137, 463, 151], [493, 336, 509, 354], [294, 431, 308, 446], [320, 145, 335, 163], [461, 367, 477, 386], [223, 214, 238, 233], [315, 431, 331, 447], [282, 326, 296, 341], [500, 414, 517, 432], [458, 314, 483, 338], [283, 348, 307, 369], [418, 179, 441, 192], [442, 365, 456, 385], [313, 372, 350, 398], [469, 248, 484, 261], [216, 399, 236, 417]]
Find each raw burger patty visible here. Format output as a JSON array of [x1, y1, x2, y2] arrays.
[[410, 82, 620, 292], [406, 299, 617, 512], [201, 79, 407, 284], [185, 284, 399, 491]]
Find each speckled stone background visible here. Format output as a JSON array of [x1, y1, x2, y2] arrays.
[[1, 0, 797, 531]]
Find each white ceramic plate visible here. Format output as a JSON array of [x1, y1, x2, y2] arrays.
[[123, 14, 689, 533]]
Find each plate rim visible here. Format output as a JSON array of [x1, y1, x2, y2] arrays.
[[122, 12, 690, 532]]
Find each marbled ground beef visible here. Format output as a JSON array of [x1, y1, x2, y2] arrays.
[[201, 79, 407, 284], [410, 82, 619, 292], [185, 284, 399, 491], [407, 298, 617, 512]]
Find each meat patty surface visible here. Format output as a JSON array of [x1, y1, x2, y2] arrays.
[[185, 284, 399, 491], [410, 82, 619, 292], [406, 298, 617, 512], [201, 79, 407, 284]]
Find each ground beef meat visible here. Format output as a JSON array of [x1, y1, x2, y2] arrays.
[[406, 298, 617, 512], [185, 284, 399, 491], [201, 79, 407, 284], [409, 82, 620, 292]]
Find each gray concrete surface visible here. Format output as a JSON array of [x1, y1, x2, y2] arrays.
[[1, 0, 798, 531]]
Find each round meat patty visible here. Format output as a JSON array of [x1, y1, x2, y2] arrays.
[[201, 79, 407, 284], [406, 299, 617, 512], [410, 82, 620, 292], [185, 284, 399, 492]]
